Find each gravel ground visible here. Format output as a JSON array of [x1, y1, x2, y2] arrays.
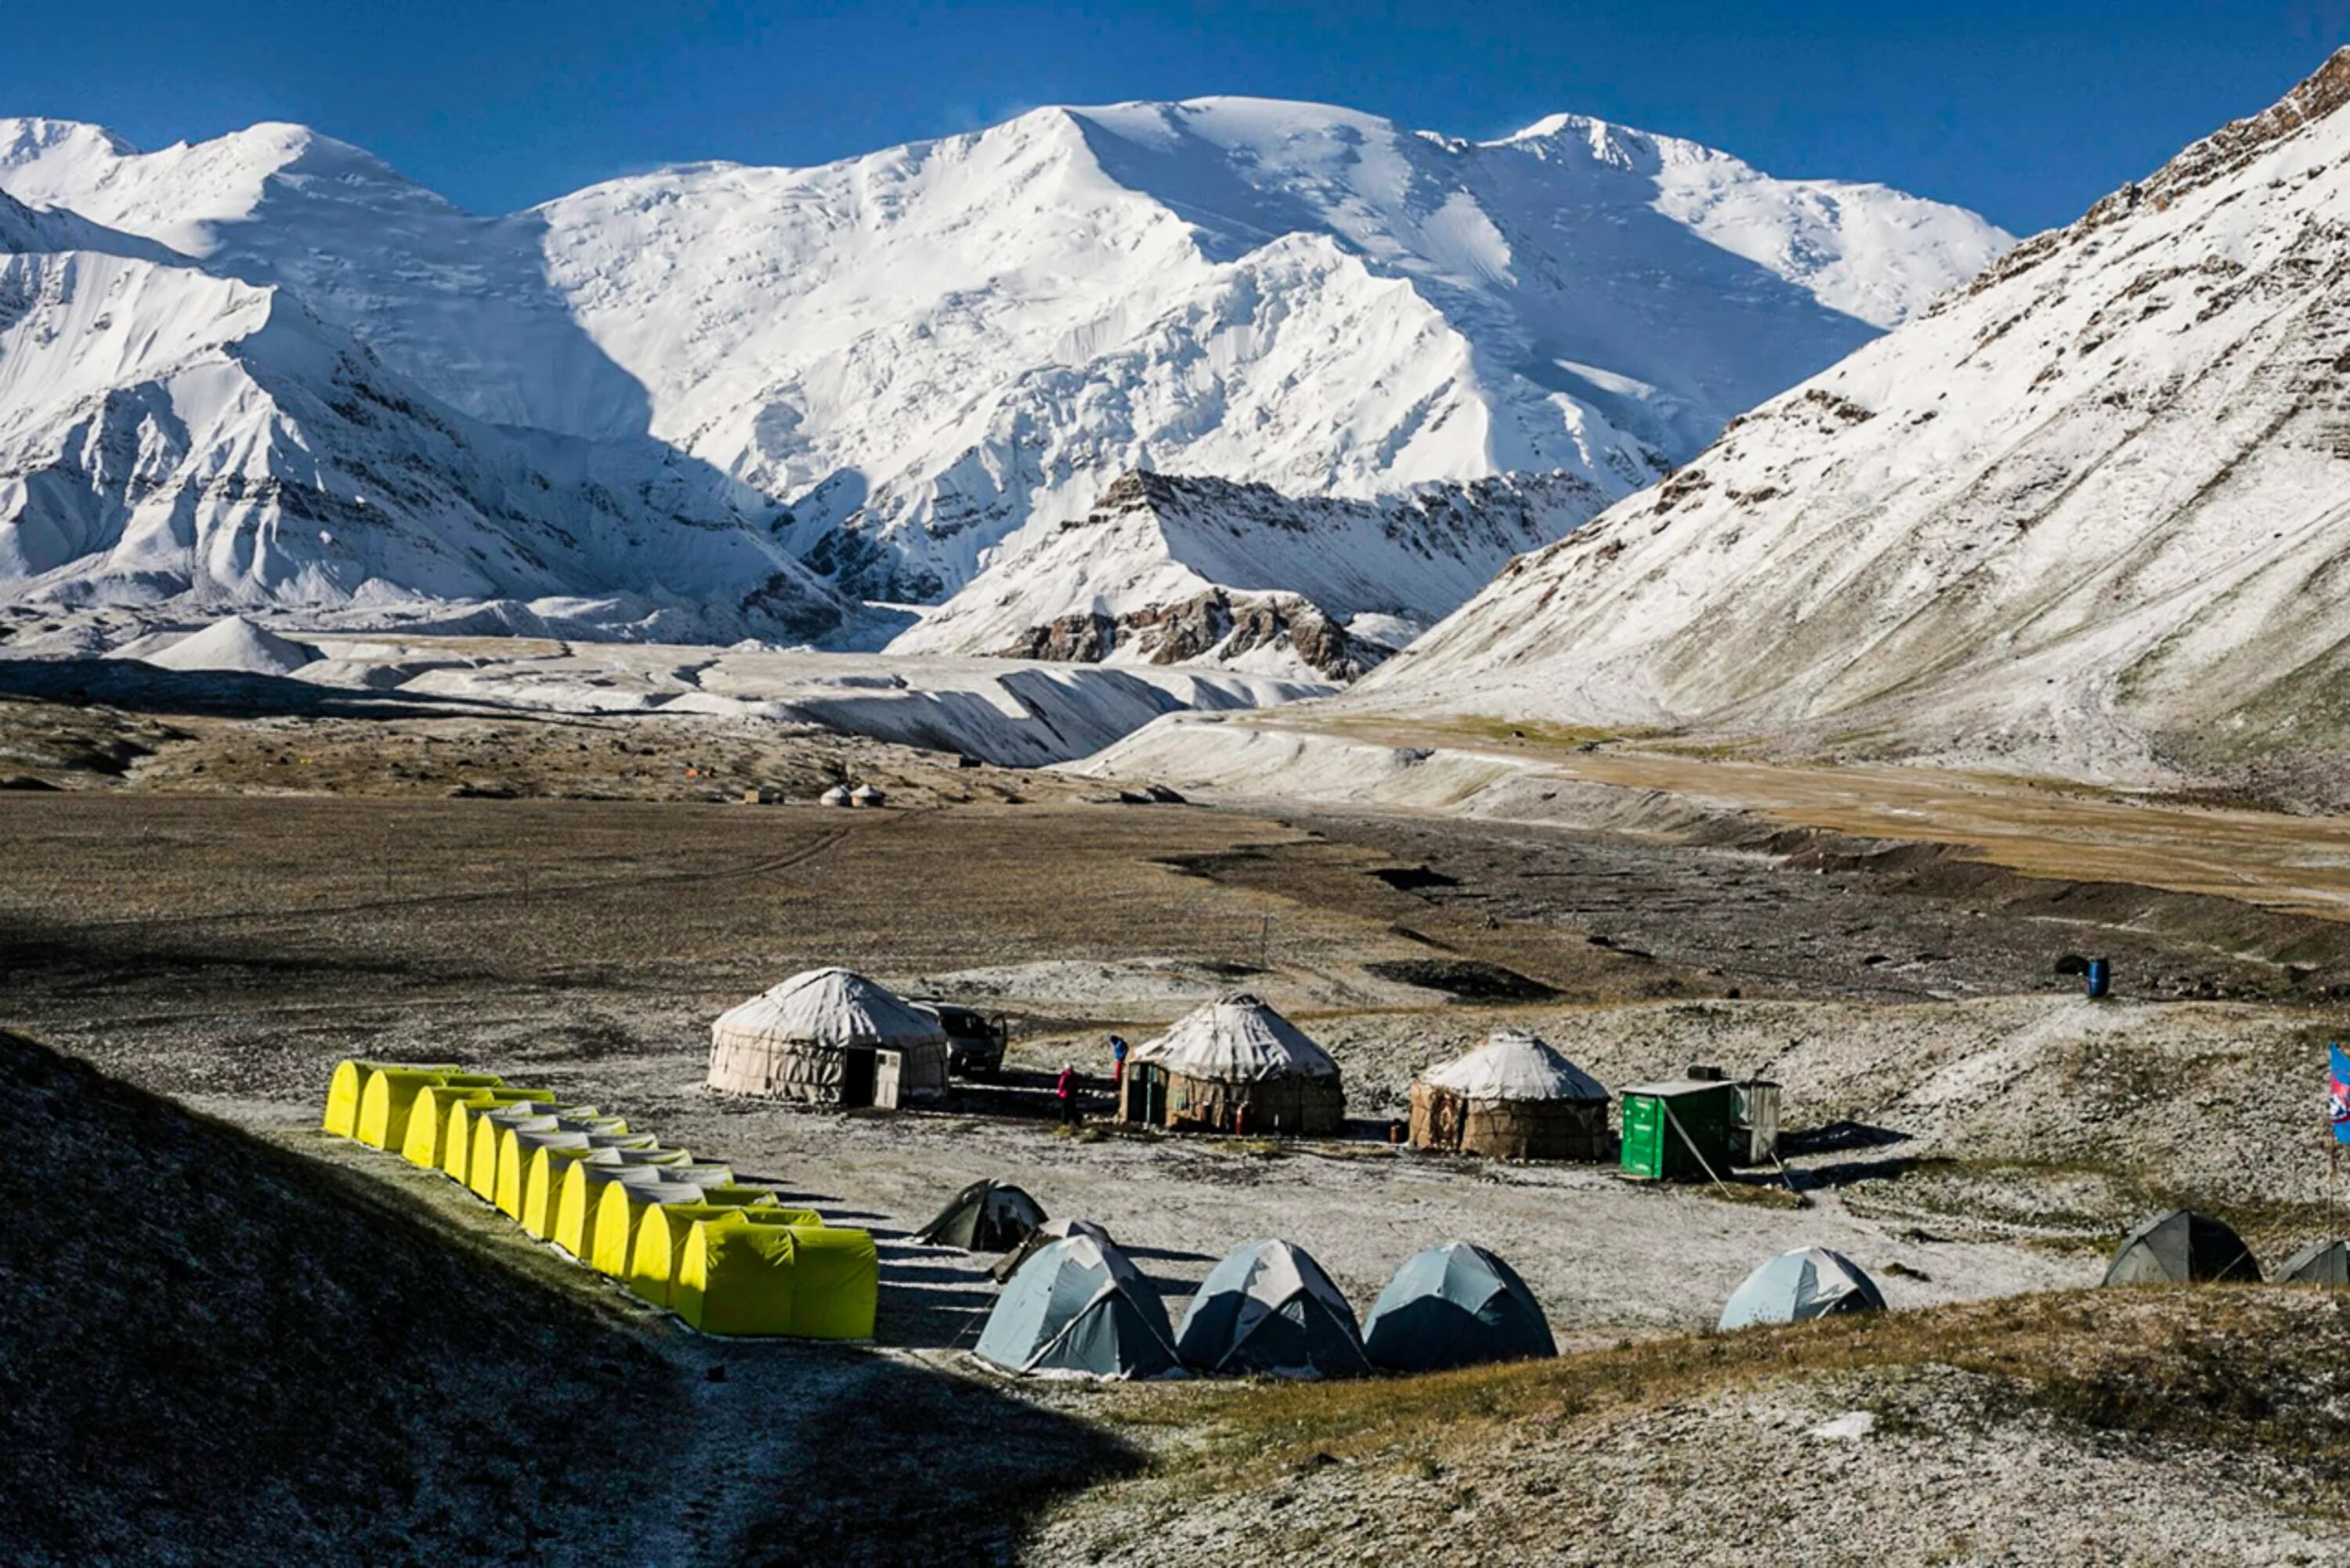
[[9, 699, 2350, 1563]]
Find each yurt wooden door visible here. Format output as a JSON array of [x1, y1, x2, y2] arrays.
[[1130, 1064, 1169, 1125]]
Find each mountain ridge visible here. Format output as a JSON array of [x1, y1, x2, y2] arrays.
[[1343, 49, 2350, 804], [0, 96, 2008, 649]]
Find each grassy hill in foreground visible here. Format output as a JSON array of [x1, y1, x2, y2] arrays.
[[0, 1031, 1147, 1566], [0, 1028, 696, 1561], [1043, 1288, 2350, 1566]]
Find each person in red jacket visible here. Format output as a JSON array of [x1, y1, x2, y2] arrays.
[[1056, 1062, 1079, 1127]]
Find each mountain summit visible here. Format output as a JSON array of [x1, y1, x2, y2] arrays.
[[1352, 51, 2350, 802], [0, 97, 2006, 641]]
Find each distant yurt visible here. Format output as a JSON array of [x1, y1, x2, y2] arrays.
[[990, 1216, 1115, 1283], [1408, 1029, 1611, 1162], [2103, 1210, 2261, 1285], [1119, 994, 1343, 1137], [707, 967, 950, 1107], [1719, 1248, 1886, 1330], [820, 785, 851, 807], [1361, 1242, 1555, 1373], [913, 1178, 1047, 1252], [848, 783, 885, 808], [2280, 1240, 2350, 1286], [975, 1235, 1183, 1380], [1176, 1239, 1369, 1380]]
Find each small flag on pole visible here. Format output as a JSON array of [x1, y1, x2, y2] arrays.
[[2330, 1043, 2350, 1144]]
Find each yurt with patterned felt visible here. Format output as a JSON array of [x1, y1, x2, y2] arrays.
[[1119, 994, 1343, 1136], [1408, 1030, 1611, 1162]]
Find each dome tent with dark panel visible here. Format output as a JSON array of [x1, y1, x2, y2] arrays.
[[1119, 993, 1344, 1136], [913, 1177, 1047, 1252], [707, 966, 949, 1107], [1718, 1248, 1886, 1330], [1176, 1238, 1370, 1380], [992, 1216, 1116, 1284], [1408, 1028, 1612, 1162], [2280, 1239, 2350, 1286], [2103, 1210, 2261, 1285], [1361, 1241, 1556, 1373], [975, 1234, 1184, 1381]]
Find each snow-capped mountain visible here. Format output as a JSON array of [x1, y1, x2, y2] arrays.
[[0, 221, 844, 638], [0, 99, 2008, 617], [894, 466, 1605, 679], [1351, 52, 2350, 797]]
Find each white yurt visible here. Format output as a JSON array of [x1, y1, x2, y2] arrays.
[[707, 966, 950, 1107], [1408, 1029, 1612, 1162], [1119, 993, 1343, 1136]]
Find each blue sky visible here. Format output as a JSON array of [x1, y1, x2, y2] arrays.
[[8, 1, 2348, 233]]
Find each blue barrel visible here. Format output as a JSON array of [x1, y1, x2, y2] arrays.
[[2085, 958, 2111, 999]]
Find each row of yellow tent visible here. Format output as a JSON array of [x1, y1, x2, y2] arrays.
[[321, 1059, 877, 1339]]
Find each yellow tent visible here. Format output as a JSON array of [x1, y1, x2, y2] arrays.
[[674, 1218, 795, 1335], [471, 1110, 566, 1202], [553, 1151, 696, 1259], [588, 1169, 732, 1278], [443, 1097, 562, 1186], [499, 1129, 586, 1219], [324, 1059, 392, 1138], [628, 1196, 779, 1308], [495, 1116, 631, 1219], [674, 1216, 876, 1339], [771, 1225, 878, 1341], [522, 1135, 658, 1241], [401, 1085, 551, 1171], [356, 1067, 503, 1151]]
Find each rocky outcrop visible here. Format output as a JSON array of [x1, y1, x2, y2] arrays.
[[997, 587, 1393, 681]]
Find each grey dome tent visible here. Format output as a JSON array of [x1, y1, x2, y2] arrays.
[[1719, 1248, 1887, 1330], [2102, 1209, 2261, 1285], [1361, 1241, 1555, 1373], [975, 1234, 1182, 1380], [990, 1216, 1115, 1284], [2279, 1239, 2350, 1286], [1177, 1238, 1370, 1380], [913, 1178, 1047, 1252]]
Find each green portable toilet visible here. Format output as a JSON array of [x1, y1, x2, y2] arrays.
[[1619, 1078, 1739, 1180]]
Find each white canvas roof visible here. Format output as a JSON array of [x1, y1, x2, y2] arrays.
[[1130, 994, 1338, 1083], [1419, 1029, 1608, 1103], [711, 967, 948, 1051]]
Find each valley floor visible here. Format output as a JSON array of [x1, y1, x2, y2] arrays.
[[5, 694, 2349, 1562]]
